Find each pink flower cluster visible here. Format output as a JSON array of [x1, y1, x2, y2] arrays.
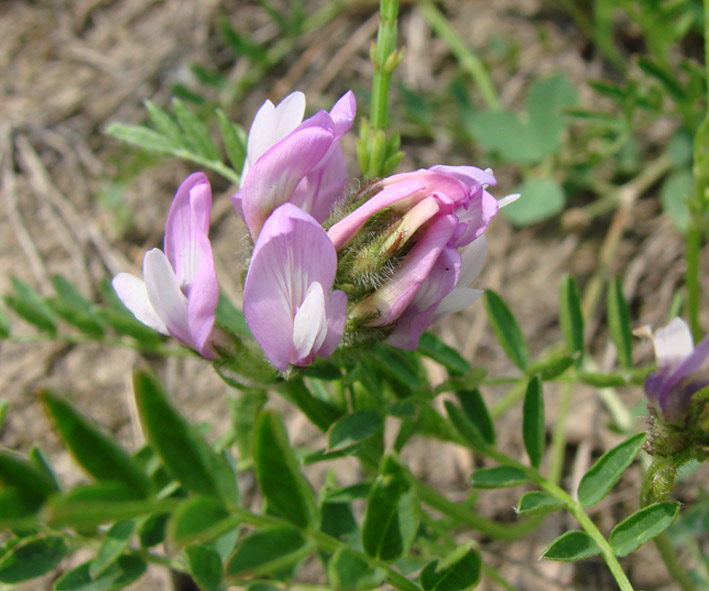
[[114, 91, 515, 371]]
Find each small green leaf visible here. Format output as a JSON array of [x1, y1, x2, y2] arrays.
[[525, 354, 574, 380], [44, 483, 160, 528], [455, 389, 494, 445], [230, 389, 267, 461], [522, 376, 545, 468], [606, 277, 633, 371], [48, 277, 105, 337], [420, 543, 482, 591], [133, 371, 238, 507], [470, 466, 529, 489], [0, 535, 67, 583], [226, 526, 307, 578], [560, 274, 584, 365], [185, 545, 223, 591], [144, 100, 183, 144], [418, 332, 471, 376], [253, 410, 318, 529], [216, 109, 246, 175], [660, 169, 693, 234], [362, 456, 419, 561], [172, 98, 220, 160], [515, 491, 565, 515], [502, 177, 566, 226], [327, 546, 385, 591], [526, 74, 577, 155], [445, 401, 487, 451], [138, 512, 168, 548], [167, 496, 230, 546], [215, 293, 250, 336], [281, 379, 343, 432], [470, 110, 545, 163], [106, 123, 177, 154], [577, 371, 627, 388], [4, 277, 57, 334], [41, 390, 151, 496], [484, 290, 529, 369], [577, 432, 646, 507], [323, 482, 373, 503], [328, 410, 383, 452], [0, 448, 59, 504], [54, 556, 146, 591], [0, 306, 10, 337], [370, 345, 426, 390], [90, 519, 137, 578], [609, 502, 680, 556], [541, 530, 600, 561]]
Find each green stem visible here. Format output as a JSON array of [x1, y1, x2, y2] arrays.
[[653, 532, 696, 591], [685, 221, 702, 341], [420, 2, 501, 111], [370, 0, 400, 131], [413, 479, 542, 541], [483, 447, 636, 591]]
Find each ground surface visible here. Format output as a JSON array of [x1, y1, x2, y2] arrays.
[[0, 1, 706, 590]]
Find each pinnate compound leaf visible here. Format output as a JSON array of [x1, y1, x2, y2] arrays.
[[577, 432, 646, 507], [541, 530, 600, 561], [133, 371, 238, 507], [522, 376, 545, 468], [54, 555, 146, 591], [0, 535, 67, 583], [362, 456, 419, 561], [606, 277, 633, 371], [420, 543, 482, 591], [470, 466, 529, 489], [226, 526, 307, 578], [89, 519, 137, 578], [4, 277, 57, 334], [144, 100, 183, 144], [560, 274, 584, 364], [49, 275, 105, 337], [253, 410, 318, 529], [41, 390, 151, 496], [609, 502, 680, 557], [515, 491, 565, 516], [484, 290, 529, 369], [185, 545, 223, 591], [328, 410, 383, 452]]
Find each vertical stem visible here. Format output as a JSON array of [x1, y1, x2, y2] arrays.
[[370, 0, 400, 131], [653, 532, 696, 591], [420, 2, 501, 111], [548, 382, 573, 484]]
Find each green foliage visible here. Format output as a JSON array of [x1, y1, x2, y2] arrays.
[[541, 531, 600, 562], [522, 376, 545, 468], [53, 556, 146, 591], [328, 410, 384, 453], [577, 433, 646, 508], [609, 502, 680, 557], [606, 277, 633, 372], [469, 466, 529, 489], [252, 410, 319, 529], [362, 456, 418, 561], [0, 535, 67, 583], [515, 491, 565, 516], [420, 543, 482, 591], [483, 290, 529, 370]]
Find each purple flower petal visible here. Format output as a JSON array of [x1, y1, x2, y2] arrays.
[[236, 112, 336, 238], [143, 248, 191, 347], [244, 203, 346, 370], [386, 247, 462, 349], [354, 214, 458, 327], [112, 273, 168, 335], [164, 172, 212, 289]]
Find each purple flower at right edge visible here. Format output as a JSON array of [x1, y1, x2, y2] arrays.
[[644, 317, 709, 423]]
